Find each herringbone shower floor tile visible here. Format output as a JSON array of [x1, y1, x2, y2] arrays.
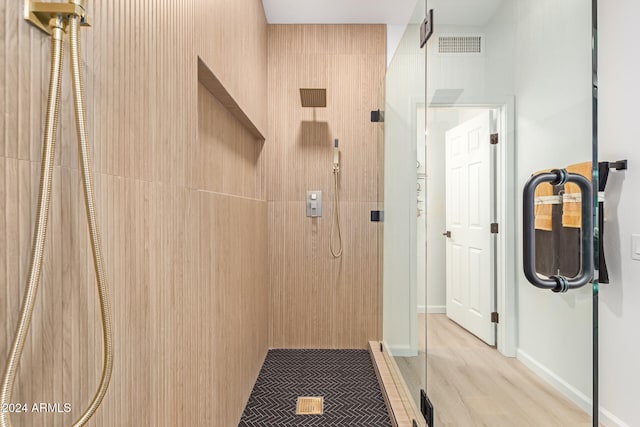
[[238, 349, 392, 427]]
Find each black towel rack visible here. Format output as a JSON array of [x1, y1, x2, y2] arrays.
[[607, 160, 628, 170]]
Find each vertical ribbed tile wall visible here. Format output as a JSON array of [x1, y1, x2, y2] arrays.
[[0, 0, 268, 426], [267, 25, 386, 349]]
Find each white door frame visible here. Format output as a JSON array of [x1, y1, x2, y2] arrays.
[[427, 96, 516, 357]]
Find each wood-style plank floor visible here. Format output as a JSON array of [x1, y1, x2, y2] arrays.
[[395, 314, 594, 427]]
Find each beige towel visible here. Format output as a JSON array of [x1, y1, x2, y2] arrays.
[[562, 162, 592, 228], [534, 170, 554, 231]]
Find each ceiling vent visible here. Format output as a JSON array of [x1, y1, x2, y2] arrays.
[[437, 35, 483, 55]]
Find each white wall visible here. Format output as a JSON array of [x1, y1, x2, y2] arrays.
[[424, 109, 449, 314], [387, 24, 408, 67], [425, 0, 515, 105], [426, 24, 488, 103], [598, 1, 640, 425]]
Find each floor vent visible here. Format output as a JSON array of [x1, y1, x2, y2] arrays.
[[296, 397, 324, 415], [438, 35, 482, 54]]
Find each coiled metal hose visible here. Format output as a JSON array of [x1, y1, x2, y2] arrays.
[[68, 10, 114, 427], [0, 16, 65, 427], [330, 170, 343, 258], [0, 5, 113, 427]]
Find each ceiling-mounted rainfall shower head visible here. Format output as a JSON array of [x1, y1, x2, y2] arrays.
[[300, 88, 327, 108]]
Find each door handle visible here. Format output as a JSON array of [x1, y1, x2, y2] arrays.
[[522, 169, 594, 292], [443, 231, 451, 238]]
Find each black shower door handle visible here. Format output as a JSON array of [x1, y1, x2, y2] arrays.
[[522, 169, 594, 293]]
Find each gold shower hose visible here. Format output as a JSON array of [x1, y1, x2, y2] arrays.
[[0, 5, 113, 427], [330, 169, 343, 258]]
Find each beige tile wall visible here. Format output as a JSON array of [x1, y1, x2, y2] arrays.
[[0, 0, 268, 425], [267, 25, 386, 349]]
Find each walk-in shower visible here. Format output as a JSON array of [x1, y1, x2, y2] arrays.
[[1, 2, 113, 426]]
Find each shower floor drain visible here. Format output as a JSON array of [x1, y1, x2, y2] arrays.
[[296, 397, 324, 415]]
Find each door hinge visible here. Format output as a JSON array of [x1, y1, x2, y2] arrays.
[[490, 133, 499, 145], [491, 223, 499, 234], [420, 9, 434, 48], [371, 210, 384, 222], [371, 109, 385, 123], [491, 312, 499, 323]]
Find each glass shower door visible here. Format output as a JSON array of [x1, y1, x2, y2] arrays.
[[423, 0, 598, 426], [381, 0, 428, 424]]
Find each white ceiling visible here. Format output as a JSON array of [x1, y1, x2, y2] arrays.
[[261, 0, 505, 26], [261, 0, 420, 25], [431, 0, 504, 26]]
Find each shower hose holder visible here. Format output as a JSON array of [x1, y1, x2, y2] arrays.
[[24, 0, 90, 34]]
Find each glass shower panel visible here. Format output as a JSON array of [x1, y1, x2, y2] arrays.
[[424, 0, 597, 426], [381, 0, 427, 423]]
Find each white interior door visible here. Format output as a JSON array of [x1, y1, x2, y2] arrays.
[[445, 111, 495, 345]]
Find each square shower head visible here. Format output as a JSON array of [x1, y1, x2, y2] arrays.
[[299, 88, 327, 108]]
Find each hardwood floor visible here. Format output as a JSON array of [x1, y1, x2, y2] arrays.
[[395, 314, 594, 426]]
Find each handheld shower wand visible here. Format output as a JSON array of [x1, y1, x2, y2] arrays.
[[2, 2, 113, 426], [330, 139, 343, 258]]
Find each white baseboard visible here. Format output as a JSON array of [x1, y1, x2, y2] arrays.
[[425, 305, 446, 314], [516, 349, 630, 427], [516, 349, 591, 414], [387, 345, 418, 357], [600, 407, 630, 427]]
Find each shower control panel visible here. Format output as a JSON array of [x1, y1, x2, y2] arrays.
[[306, 191, 323, 217]]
